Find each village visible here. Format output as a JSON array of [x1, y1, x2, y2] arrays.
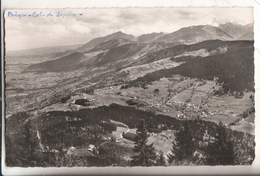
[[24, 72, 254, 139]]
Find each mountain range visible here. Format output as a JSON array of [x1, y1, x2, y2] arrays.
[[79, 22, 253, 49], [153, 25, 233, 43], [45, 22, 253, 59], [21, 22, 253, 75]]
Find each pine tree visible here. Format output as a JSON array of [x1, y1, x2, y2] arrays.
[[168, 120, 195, 165], [6, 120, 39, 166], [20, 121, 39, 166], [156, 151, 166, 166], [131, 119, 156, 166], [206, 121, 235, 165]]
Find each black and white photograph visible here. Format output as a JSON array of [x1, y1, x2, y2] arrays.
[[4, 7, 256, 168]]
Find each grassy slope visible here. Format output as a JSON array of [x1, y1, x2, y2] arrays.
[[133, 40, 253, 66], [26, 52, 86, 73], [127, 45, 254, 93]]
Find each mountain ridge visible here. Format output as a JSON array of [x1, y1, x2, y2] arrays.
[[77, 31, 135, 53], [218, 22, 253, 40], [154, 25, 233, 44], [137, 32, 165, 43], [131, 40, 253, 66], [7, 22, 254, 54]]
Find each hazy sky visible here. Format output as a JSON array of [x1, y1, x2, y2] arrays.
[[5, 8, 253, 51]]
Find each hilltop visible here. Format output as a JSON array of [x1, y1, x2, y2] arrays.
[[77, 31, 136, 52]]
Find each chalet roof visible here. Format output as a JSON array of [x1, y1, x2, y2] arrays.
[[195, 149, 208, 156]]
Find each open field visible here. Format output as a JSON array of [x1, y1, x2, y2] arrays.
[[170, 89, 192, 102], [120, 59, 183, 81], [191, 91, 206, 104], [30, 74, 255, 135], [148, 130, 176, 155], [245, 114, 255, 123], [202, 115, 237, 125], [230, 121, 255, 135]]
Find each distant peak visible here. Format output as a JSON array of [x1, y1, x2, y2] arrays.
[[150, 32, 163, 34], [218, 22, 230, 26], [225, 22, 233, 25], [219, 22, 243, 27], [111, 31, 131, 36]]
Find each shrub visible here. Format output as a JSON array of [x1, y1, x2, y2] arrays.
[[86, 156, 112, 166], [75, 99, 92, 106], [126, 99, 139, 106], [100, 122, 117, 133], [154, 89, 160, 94], [123, 132, 137, 142], [61, 95, 71, 103]]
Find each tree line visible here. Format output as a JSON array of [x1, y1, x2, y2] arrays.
[[6, 104, 254, 166], [122, 46, 254, 95], [131, 119, 236, 166]]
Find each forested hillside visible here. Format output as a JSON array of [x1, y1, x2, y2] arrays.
[[126, 45, 254, 94]]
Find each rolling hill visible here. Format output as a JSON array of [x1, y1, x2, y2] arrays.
[[24, 41, 177, 74], [26, 52, 86, 73], [126, 43, 254, 94], [90, 42, 178, 69], [77, 31, 135, 53], [237, 32, 254, 40], [131, 40, 253, 66], [86, 38, 133, 53], [174, 46, 254, 92], [49, 32, 136, 58]]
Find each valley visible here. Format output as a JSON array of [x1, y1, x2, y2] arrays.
[[5, 21, 255, 167]]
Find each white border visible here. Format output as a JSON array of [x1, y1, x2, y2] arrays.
[[1, 0, 260, 175]]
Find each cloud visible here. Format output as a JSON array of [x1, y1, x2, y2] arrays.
[[68, 23, 91, 34], [5, 8, 253, 51]]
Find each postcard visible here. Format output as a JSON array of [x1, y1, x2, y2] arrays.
[[2, 6, 259, 175]]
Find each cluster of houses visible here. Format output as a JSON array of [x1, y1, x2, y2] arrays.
[[173, 99, 239, 119], [149, 102, 171, 114], [195, 88, 212, 93], [167, 84, 194, 100]]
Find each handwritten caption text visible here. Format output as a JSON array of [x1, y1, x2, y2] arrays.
[[7, 11, 83, 19]]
